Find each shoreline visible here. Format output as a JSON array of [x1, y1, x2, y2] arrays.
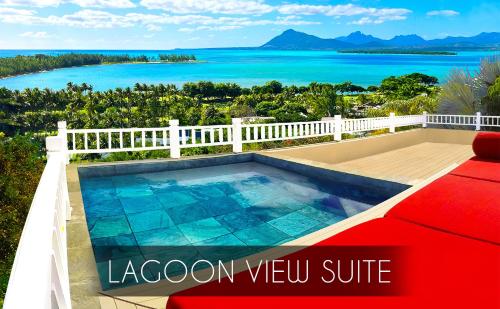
[[0, 60, 206, 80], [337, 50, 457, 56]]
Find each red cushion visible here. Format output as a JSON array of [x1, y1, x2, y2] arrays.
[[386, 174, 500, 244], [167, 218, 500, 309], [450, 157, 500, 183], [472, 132, 500, 160]]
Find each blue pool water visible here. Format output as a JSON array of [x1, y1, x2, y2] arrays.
[[1, 49, 498, 90], [80, 161, 393, 289]]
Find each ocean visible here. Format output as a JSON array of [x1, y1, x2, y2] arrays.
[[0, 49, 498, 90]]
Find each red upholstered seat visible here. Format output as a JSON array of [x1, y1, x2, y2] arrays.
[[472, 132, 500, 160], [167, 218, 500, 309], [166, 133, 500, 309], [450, 156, 500, 183], [385, 174, 500, 244]]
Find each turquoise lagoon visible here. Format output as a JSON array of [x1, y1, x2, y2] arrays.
[[0, 49, 498, 90]]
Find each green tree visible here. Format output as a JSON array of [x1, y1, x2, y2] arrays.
[[270, 102, 307, 122], [482, 76, 500, 115], [255, 101, 279, 116], [200, 105, 227, 125], [0, 135, 44, 305]]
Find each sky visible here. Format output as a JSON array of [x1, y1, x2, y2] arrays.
[[0, 0, 499, 50]]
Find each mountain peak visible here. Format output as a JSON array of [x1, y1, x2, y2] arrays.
[[392, 34, 425, 39], [261, 29, 352, 50], [388, 34, 426, 46], [336, 31, 383, 45]]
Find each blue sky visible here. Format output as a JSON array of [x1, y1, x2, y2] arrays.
[[0, 0, 499, 49]]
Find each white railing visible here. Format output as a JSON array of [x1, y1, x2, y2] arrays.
[[59, 112, 500, 159], [66, 126, 172, 154], [242, 120, 335, 143], [342, 116, 392, 133], [178, 124, 233, 148], [481, 115, 500, 127], [426, 113, 479, 127], [4, 134, 72, 309]]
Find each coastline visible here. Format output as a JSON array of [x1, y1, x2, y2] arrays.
[[0, 60, 206, 80]]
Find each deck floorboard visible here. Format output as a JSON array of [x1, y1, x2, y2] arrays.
[[329, 142, 473, 185]]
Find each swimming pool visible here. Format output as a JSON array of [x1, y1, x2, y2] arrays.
[[79, 156, 407, 289]]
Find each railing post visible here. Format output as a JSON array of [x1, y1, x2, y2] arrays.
[[475, 112, 481, 131], [389, 112, 396, 133], [57, 121, 69, 164], [46, 136, 71, 220], [422, 111, 428, 128], [46, 135, 65, 160], [334, 115, 342, 141], [169, 119, 181, 159], [232, 118, 243, 153]]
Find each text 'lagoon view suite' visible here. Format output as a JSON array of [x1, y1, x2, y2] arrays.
[[0, 0, 499, 308]]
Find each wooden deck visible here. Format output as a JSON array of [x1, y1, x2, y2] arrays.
[[330, 142, 473, 185], [263, 129, 476, 185]]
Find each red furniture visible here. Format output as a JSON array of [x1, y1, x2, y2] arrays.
[[166, 133, 500, 309]]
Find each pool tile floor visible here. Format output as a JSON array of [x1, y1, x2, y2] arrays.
[[268, 211, 322, 237], [79, 162, 387, 290]]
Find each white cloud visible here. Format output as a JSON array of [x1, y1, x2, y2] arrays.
[[20, 31, 53, 38], [0, 7, 34, 14], [0, 8, 320, 30], [273, 15, 319, 26], [0, 0, 62, 7], [70, 0, 135, 8], [0, 0, 134, 8], [278, 3, 411, 24], [140, 0, 273, 15], [179, 25, 241, 32], [146, 24, 161, 31], [0, 1, 409, 32], [349, 14, 407, 25], [426, 10, 459, 17], [177, 15, 318, 32], [350, 17, 372, 25], [0, 6, 40, 24], [45, 9, 134, 28]]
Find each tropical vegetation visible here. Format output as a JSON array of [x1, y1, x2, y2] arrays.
[[438, 56, 500, 115], [0, 53, 198, 78], [338, 50, 456, 55], [159, 54, 196, 62], [0, 135, 44, 306], [0, 73, 440, 140]]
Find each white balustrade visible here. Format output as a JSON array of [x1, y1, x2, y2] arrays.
[[66, 127, 172, 154], [480, 115, 500, 127], [426, 114, 477, 126], [177, 124, 233, 148], [59, 113, 500, 159], [4, 136, 71, 309], [241, 120, 335, 143]]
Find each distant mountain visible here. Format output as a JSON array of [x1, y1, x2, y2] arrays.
[[387, 34, 427, 47], [336, 31, 384, 46], [428, 32, 500, 47], [260, 29, 353, 50], [260, 29, 500, 50]]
